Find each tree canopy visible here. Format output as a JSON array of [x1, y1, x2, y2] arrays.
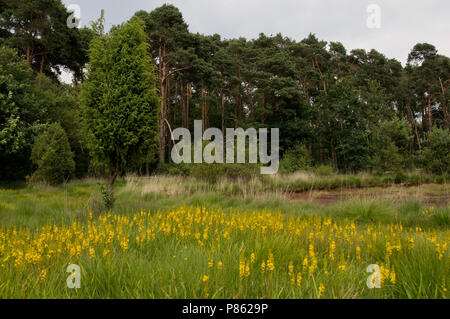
[[0, 2, 448, 182], [80, 16, 159, 194]]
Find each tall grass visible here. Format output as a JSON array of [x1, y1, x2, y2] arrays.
[[0, 206, 448, 299], [0, 175, 448, 299]]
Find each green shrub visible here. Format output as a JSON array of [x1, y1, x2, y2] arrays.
[[280, 143, 312, 173], [30, 123, 75, 185], [159, 163, 191, 176], [394, 169, 407, 184], [189, 163, 225, 183], [370, 119, 412, 173], [190, 163, 259, 183], [370, 141, 404, 173], [421, 128, 450, 174], [312, 164, 334, 176]]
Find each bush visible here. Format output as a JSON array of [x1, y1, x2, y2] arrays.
[[189, 163, 225, 184], [312, 164, 334, 176], [370, 119, 413, 173], [421, 128, 450, 174], [158, 163, 191, 176], [190, 163, 259, 183], [370, 141, 403, 174], [30, 123, 75, 185], [280, 143, 312, 173]]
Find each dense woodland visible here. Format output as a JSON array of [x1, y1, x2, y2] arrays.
[[1, 1, 449, 184]]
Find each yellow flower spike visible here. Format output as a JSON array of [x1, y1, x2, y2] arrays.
[[302, 257, 308, 274], [239, 258, 245, 279], [245, 262, 250, 277], [89, 247, 95, 259], [267, 251, 275, 272], [318, 283, 325, 299], [39, 269, 47, 283], [442, 277, 447, 298], [329, 240, 336, 261], [202, 275, 209, 283], [390, 269, 396, 284], [296, 273, 302, 287]]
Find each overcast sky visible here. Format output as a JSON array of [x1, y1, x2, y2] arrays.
[[61, 0, 449, 66]]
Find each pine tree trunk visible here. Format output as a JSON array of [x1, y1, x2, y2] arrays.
[[26, 41, 32, 66], [221, 87, 225, 134], [201, 86, 207, 133], [174, 79, 178, 124], [39, 54, 45, 74], [186, 83, 190, 128], [428, 94, 433, 132], [406, 103, 421, 150], [221, 86, 225, 154], [439, 77, 449, 130], [181, 79, 186, 128], [159, 79, 166, 165], [158, 43, 167, 165]]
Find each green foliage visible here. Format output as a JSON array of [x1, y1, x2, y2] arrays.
[[280, 143, 312, 173], [80, 17, 159, 186], [312, 164, 334, 176], [100, 183, 115, 211], [370, 119, 413, 173], [371, 141, 403, 173], [1, 3, 450, 181], [0, 0, 92, 80], [0, 46, 47, 180], [32, 74, 89, 178], [190, 163, 259, 184], [0, 46, 32, 156], [421, 128, 450, 174], [30, 123, 75, 185]]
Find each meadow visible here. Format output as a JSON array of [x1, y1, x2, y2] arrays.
[[0, 175, 448, 299]]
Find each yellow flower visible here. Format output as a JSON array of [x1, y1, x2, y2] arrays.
[[245, 262, 250, 277], [296, 273, 302, 287], [239, 257, 245, 279], [318, 283, 325, 299], [202, 275, 209, 283], [329, 241, 336, 261], [217, 261, 223, 270], [302, 257, 308, 274], [40, 269, 47, 283], [89, 247, 95, 259], [408, 238, 414, 249], [267, 252, 275, 271], [390, 270, 396, 284]]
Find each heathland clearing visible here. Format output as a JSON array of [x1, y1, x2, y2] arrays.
[[0, 175, 448, 298]]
